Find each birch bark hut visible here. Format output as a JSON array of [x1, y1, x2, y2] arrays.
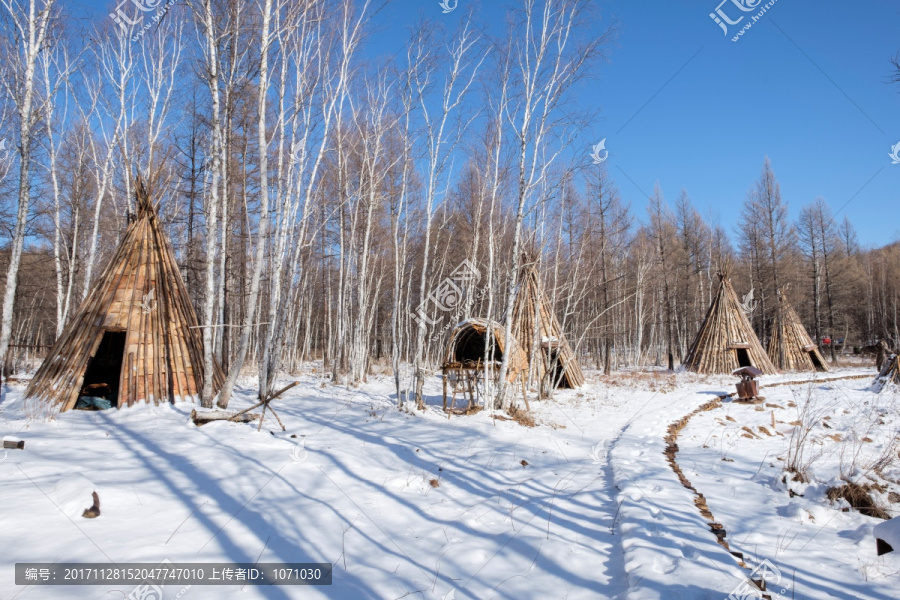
[[195, 0, 227, 408]]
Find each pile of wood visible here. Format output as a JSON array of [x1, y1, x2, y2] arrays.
[[767, 291, 828, 373], [510, 262, 585, 389], [25, 177, 224, 412], [683, 273, 777, 375], [873, 353, 900, 392]]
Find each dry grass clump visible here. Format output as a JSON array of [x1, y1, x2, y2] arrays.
[[509, 406, 535, 427], [492, 406, 535, 427], [784, 385, 829, 481], [826, 482, 890, 519]]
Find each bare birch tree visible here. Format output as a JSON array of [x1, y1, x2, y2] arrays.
[[409, 18, 484, 410], [0, 0, 57, 377], [496, 0, 606, 408]]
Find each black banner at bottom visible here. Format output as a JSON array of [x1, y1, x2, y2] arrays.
[[16, 562, 332, 585]]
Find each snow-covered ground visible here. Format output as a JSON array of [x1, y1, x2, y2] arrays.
[[678, 373, 900, 599], [0, 366, 897, 599]]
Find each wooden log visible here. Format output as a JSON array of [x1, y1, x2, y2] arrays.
[[191, 409, 260, 425], [3, 439, 25, 449]]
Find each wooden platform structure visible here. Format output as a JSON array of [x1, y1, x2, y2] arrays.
[[767, 292, 828, 372], [683, 274, 777, 375], [25, 178, 224, 412], [441, 360, 500, 413], [510, 263, 585, 390]]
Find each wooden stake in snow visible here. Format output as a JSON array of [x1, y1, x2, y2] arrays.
[[82, 492, 101, 519]]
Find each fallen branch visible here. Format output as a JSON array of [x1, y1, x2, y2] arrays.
[[191, 409, 260, 426]]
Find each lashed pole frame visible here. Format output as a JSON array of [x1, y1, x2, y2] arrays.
[[227, 380, 300, 431]]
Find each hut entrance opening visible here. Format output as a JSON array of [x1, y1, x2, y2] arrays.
[[454, 328, 502, 363], [80, 331, 126, 407], [543, 344, 571, 389], [808, 349, 826, 372], [735, 348, 752, 368]]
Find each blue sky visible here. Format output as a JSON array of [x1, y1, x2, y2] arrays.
[[77, 0, 900, 247], [370, 0, 900, 247]]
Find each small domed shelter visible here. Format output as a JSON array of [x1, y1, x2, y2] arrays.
[[443, 318, 527, 379], [25, 179, 223, 412], [441, 319, 527, 411]]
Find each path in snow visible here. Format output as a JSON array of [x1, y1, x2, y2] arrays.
[[1, 368, 888, 599], [1, 373, 638, 600], [677, 371, 900, 600]]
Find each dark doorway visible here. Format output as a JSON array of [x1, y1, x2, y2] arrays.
[[543, 347, 571, 389], [735, 348, 752, 368], [453, 329, 502, 363], [808, 350, 826, 372], [81, 331, 127, 407]]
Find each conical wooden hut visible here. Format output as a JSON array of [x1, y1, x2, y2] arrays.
[[682, 274, 777, 375], [25, 179, 223, 412], [767, 292, 828, 372], [510, 263, 585, 389]]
